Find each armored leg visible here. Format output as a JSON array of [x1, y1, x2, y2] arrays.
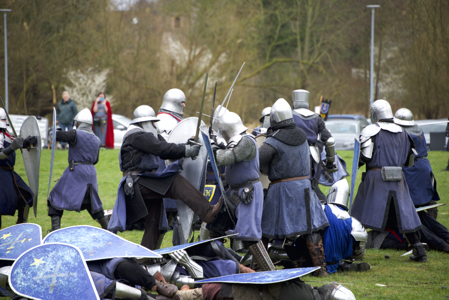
[[409, 243, 428, 262], [305, 232, 328, 277], [114, 282, 148, 299], [50, 216, 61, 232], [97, 217, 109, 230], [442, 159, 449, 171], [248, 241, 275, 271]]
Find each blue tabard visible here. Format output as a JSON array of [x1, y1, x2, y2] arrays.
[[261, 137, 328, 239], [0, 141, 33, 215], [48, 130, 103, 213], [292, 113, 319, 144], [402, 127, 439, 206], [90, 271, 115, 300], [108, 131, 179, 232], [224, 136, 263, 241], [322, 204, 354, 274], [87, 257, 128, 281], [352, 126, 422, 233]]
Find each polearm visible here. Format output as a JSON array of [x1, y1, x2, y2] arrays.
[[225, 89, 233, 109], [415, 120, 449, 126], [194, 72, 208, 143], [209, 81, 217, 135], [0, 95, 18, 137], [215, 62, 245, 120]]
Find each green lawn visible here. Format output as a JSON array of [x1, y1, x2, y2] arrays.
[[3, 149, 449, 299]]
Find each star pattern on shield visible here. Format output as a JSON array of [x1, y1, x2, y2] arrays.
[[30, 258, 46, 267], [0, 233, 12, 240]]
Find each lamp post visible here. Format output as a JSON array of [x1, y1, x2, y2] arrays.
[[1, 9, 11, 113], [367, 5, 380, 107]]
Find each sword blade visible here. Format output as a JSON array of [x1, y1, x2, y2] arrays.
[[415, 120, 449, 126], [225, 88, 233, 109], [210, 81, 217, 132], [195, 73, 208, 142], [215, 62, 245, 119]]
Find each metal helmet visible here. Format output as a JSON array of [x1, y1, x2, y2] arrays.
[[212, 105, 230, 129], [160, 88, 186, 115], [0, 108, 7, 129], [131, 105, 160, 125], [370, 99, 393, 123], [74, 108, 93, 125], [259, 107, 272, 122], [215, 111, 248, 143], [326, 179, 350, 210], [270, 98, 293, 126], [331, 284, 356, 300], [292, 89, 310, 109], [394, 108, 415, 126]]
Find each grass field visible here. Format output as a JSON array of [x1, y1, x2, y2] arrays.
[[3, 148, 449, 299]]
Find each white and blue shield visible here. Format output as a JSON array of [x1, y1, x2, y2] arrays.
[[196, 267, 319, 284], [43, 226, 161, 261], [155, 234, 238, 255], [0, 224, 42, 261], [9, 243, 99, 300], [349, 138, 360, 213]]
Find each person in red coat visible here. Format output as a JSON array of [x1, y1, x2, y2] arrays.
[[91, 92, 114, 148]]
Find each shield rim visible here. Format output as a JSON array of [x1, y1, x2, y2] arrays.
[[196, 267, 319, 284], [20, 116, 42, 219]]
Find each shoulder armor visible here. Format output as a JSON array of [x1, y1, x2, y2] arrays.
[[360, 124, 381, 143], [227, 134, 243, 148], [157, 113, 180, 136], [293, 108, 318, 118], [377, 122, 402, 133], [328, 204, 351, 220], [351, 217, 368, 242], [403, 124, 422, 136]]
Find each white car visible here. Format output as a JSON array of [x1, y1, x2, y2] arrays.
[[112, 114, 133, 149], [9, 114, 49, 148]]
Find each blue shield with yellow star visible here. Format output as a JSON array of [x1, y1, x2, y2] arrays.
[[43, 225, 161, 261], [0, 224, 42, 261], [196, 267, 319, 284], [10, 243, 99, 299]]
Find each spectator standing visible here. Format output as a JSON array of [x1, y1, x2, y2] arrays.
[[56, 91, 78, 149], [91, 92, 114, 148]]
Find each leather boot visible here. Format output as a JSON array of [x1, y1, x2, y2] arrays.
[[97, 217, 109, 230], [154, 280, 178, 298], [50, 216, 61, 232], [305, 233, 328, 277], [409, 243, 428, 262], [338, 260, 370, 272], [203, 197, 223, 224]]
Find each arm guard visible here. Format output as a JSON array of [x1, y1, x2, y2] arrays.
[[324, 137, 337, 172], [259, 143, 278, 175], [169, 250, 204, 279], [216, 136, 256, 166], [56, 130, 77, 147]]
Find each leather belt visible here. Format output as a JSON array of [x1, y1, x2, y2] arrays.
[[270, 175, 308, 186], [230, 179, 259, 190], [367, 167, 382, 171], [69, 160, 94, 171], [0, 166, 13, 172]]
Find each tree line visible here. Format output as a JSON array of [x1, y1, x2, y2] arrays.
[[0, 0, 447, 123]]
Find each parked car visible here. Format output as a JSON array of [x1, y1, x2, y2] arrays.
[[112, 114, 133, 149], [324, 114, 370, 150], [415, 119, 448, 151], [9, 114, 49, 148]]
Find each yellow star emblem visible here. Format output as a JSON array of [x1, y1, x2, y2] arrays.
[[30, 258, 45, 267], [0, 233, 11, 240]]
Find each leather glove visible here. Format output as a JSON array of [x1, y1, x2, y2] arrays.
[[10, 137, 23, 150], [185, 144, 201, 158], [23, 135, 37, 148]]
